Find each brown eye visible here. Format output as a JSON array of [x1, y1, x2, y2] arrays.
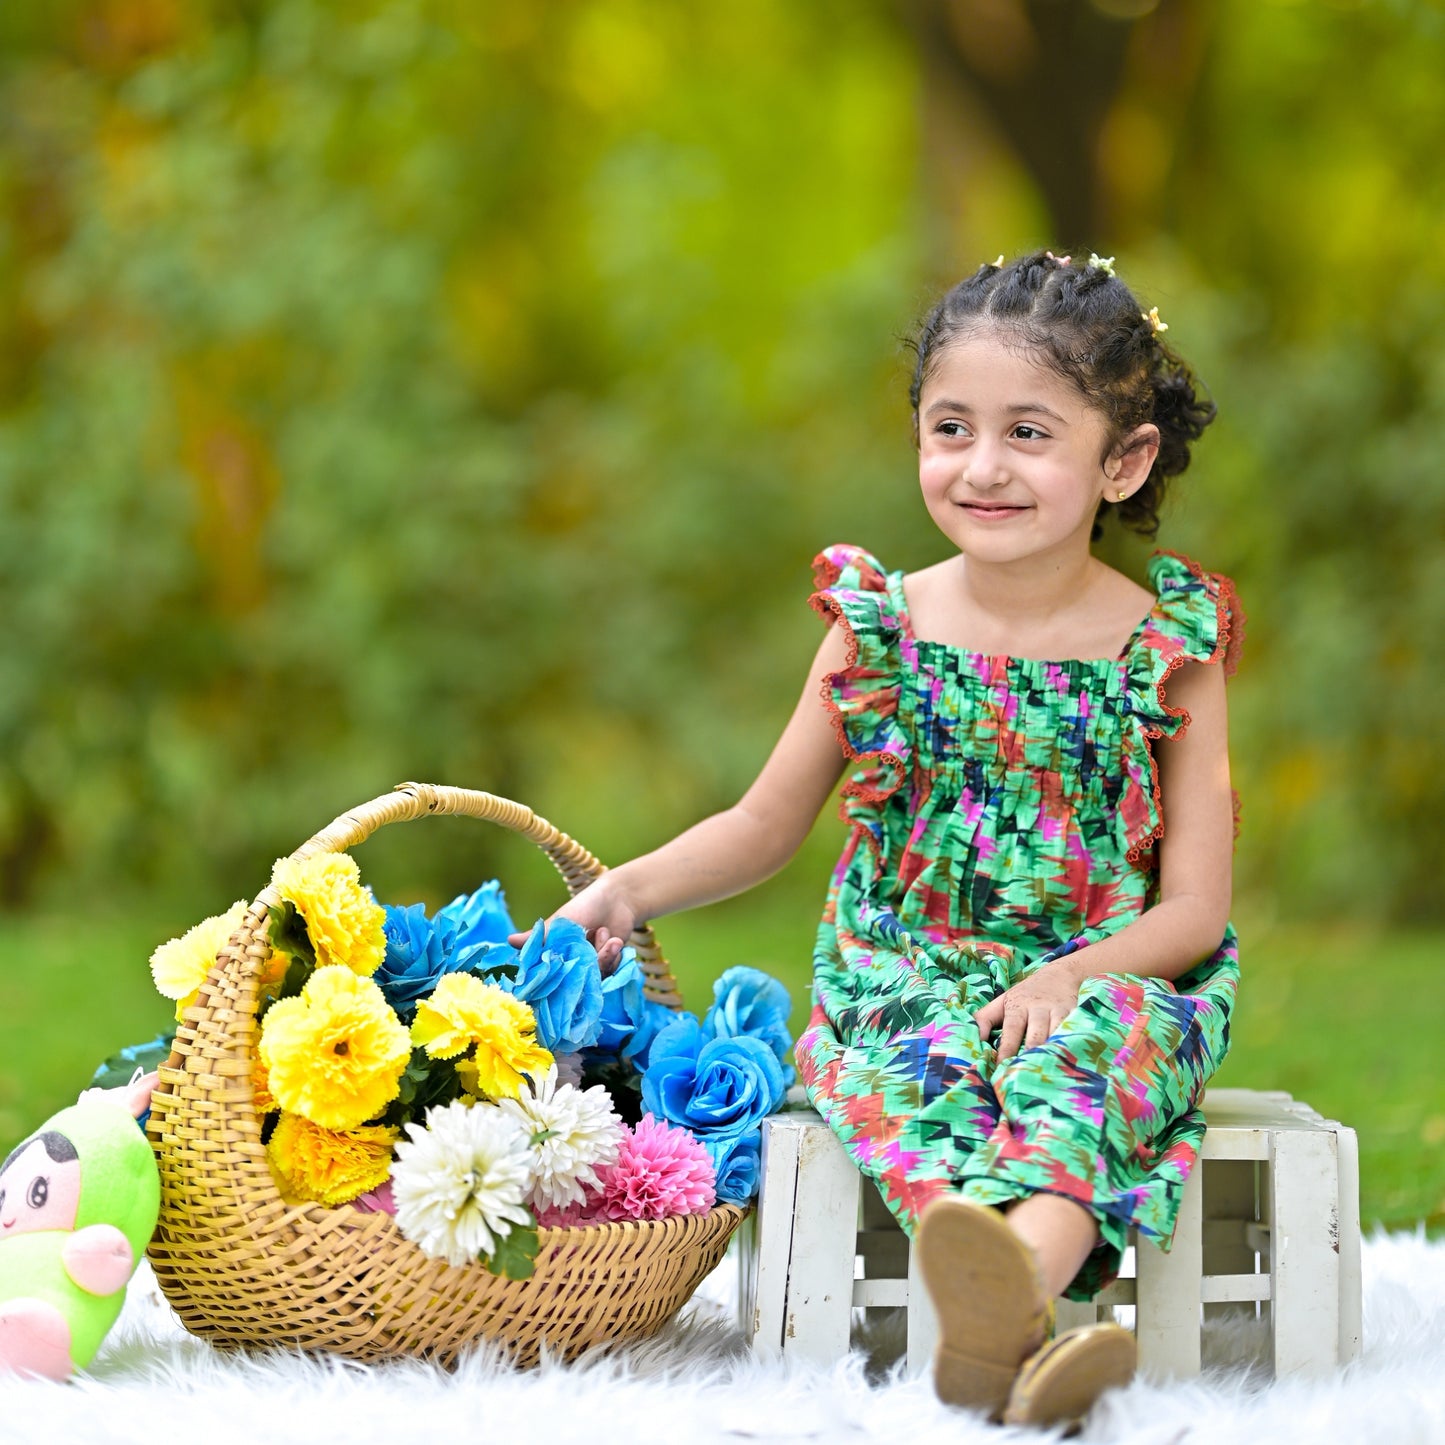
[[26, 1176, 47, 1209]]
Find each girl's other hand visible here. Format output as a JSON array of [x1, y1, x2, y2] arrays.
[[972, 965, 1083, 1063], [507, 874, 638, 976]]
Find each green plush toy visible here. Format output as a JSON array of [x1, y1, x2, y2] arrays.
[[0, 1072, 160, 1380]]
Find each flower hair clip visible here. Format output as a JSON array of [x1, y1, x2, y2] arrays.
[[1087, 253, 1116, 275], [987, 255, 1005, 268], [1141, 305, 1169, 335], [1045, 250, 1072, 266]]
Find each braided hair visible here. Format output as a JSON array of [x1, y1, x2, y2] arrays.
[[908, 250, 1215, 539]]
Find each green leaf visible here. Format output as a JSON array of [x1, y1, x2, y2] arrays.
[[268, 901, 316, 970], [466, 956, 518, 984], [483, 1221, 540, 1280], [381, 1048, 464, 1128], [88, 1030, 176, 1090]]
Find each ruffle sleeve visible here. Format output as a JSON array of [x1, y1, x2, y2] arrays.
[[1118, 552, 1247, 865], [809, 544, 912, 810]]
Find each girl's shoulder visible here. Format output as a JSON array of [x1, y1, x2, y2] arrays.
[[1134, 551, 1246, 679]]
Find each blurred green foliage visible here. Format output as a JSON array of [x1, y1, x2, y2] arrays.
[[0, 0, 1442, 936], [0, 0, 925, 916]]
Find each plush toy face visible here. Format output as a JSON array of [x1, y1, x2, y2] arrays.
[[0, 1135, 83, 1238], [0, 1081, 162, 1381]]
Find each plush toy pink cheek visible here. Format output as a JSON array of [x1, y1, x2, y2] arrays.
[[61, 1225, 135, 1297], [0, 1146, 82, 1238]]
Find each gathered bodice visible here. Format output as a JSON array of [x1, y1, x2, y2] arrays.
[[810, 545, 1244, 962]]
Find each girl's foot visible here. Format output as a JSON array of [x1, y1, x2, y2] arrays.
[[1002, 1322, 1137, 1431], [915, 1195, 1050, 1418]]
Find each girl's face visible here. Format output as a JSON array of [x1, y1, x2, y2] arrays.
[[915, 329, 1155, 567]]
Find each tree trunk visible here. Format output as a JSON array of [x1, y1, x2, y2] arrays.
[[898, 0, 1205, 246]]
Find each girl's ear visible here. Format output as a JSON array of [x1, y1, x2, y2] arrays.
[[1107, 423, 1160, 490]]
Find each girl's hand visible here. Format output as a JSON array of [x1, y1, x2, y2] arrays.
[[507, 874, 638, 976], [972, 964, 1083, 1063]]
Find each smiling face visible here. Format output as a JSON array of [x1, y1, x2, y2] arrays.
[[916, 327, 1158, 567], [0, 1135, 83, 1237]]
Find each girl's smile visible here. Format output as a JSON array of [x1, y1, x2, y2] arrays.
[[956, 499, 1031, 521]]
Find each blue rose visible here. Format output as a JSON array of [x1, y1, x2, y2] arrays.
[[706, 1130, 762, 1205], [641, 1017, 785, 1141], [587, 950, 678, 1066], [627, 997, 681, 1070], [435, 881, 516, 952], [703, 966, 795, 1086], [502, 919, 604, 1056], [592, 949, 647, 1055], [375, 904, 463, 1017]]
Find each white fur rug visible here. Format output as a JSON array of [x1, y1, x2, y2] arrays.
[[4, 1234, 1443, 1445]]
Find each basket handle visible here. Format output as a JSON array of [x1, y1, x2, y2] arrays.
[[257, 781, 681, 1007]]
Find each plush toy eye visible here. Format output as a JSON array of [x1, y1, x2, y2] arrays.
[[26, 1176, 48, 1209]]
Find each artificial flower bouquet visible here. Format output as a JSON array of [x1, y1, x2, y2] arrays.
[[150, 854, 793, 1280]]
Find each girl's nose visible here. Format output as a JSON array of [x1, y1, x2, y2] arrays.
[[964, 441, 1010, 489]]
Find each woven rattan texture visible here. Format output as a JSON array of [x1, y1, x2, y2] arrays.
[[146, 783, 746, 1366]]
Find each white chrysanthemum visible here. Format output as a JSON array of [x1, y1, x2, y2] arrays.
[[499, 1064, 625, 1212], [391, 1099, 533, 1267]]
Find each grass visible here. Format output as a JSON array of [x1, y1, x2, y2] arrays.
[[0, 910, 177, 1147], [2, 885, 1441, 1232]]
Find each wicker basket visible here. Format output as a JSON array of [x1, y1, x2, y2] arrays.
[[146, 781, 746, 1367]]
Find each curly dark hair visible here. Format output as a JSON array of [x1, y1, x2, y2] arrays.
[[907, 250, 1216, 539]]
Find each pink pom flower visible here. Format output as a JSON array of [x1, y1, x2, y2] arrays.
[[534, 1200, 600, 1229], [592, 1113, 716, 1222], [351, 1180, 397, 1215]]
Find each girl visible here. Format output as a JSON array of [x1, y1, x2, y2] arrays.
[[558, 251, 1241, 1427]]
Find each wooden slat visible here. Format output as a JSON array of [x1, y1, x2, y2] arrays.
[[854, 1278, 909, 1308], [1270, 1128, 1340, 1377], [1201, 1273, 1272, 1304], [781, 1119, 861, 1363], [1136, 1162, 1203, 1378], [746, 1116, 803, 1354]]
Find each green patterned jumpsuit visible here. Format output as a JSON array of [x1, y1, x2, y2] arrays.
[[795, 544, 1244, 1295]]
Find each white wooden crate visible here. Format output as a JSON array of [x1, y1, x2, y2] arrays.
[[738, 1088, 1361, 1380]]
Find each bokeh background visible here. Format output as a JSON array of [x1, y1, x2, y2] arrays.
[[1, 0, 1441, 1228]]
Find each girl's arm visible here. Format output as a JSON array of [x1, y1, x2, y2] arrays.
[[976, 658, 1234, 1059], [550, 624, 853, 955]]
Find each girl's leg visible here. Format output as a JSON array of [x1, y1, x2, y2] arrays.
[[1005, 1193, 1100, 1299]]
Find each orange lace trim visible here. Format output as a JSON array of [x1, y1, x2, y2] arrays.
[[1126, 551, 1247, 867], [808, 589, 908, 811], [812, 545, 887, 599]]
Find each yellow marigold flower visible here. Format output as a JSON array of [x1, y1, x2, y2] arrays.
[[257, 947, 289, 1000], [150, 901, 250, 1018], [252, 1055, 277, 1115], [270, 852, 386, 977], [267, 1113, 399, 1207], [412, 974, 552, 1101], [259, 966, 411, 1130]]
